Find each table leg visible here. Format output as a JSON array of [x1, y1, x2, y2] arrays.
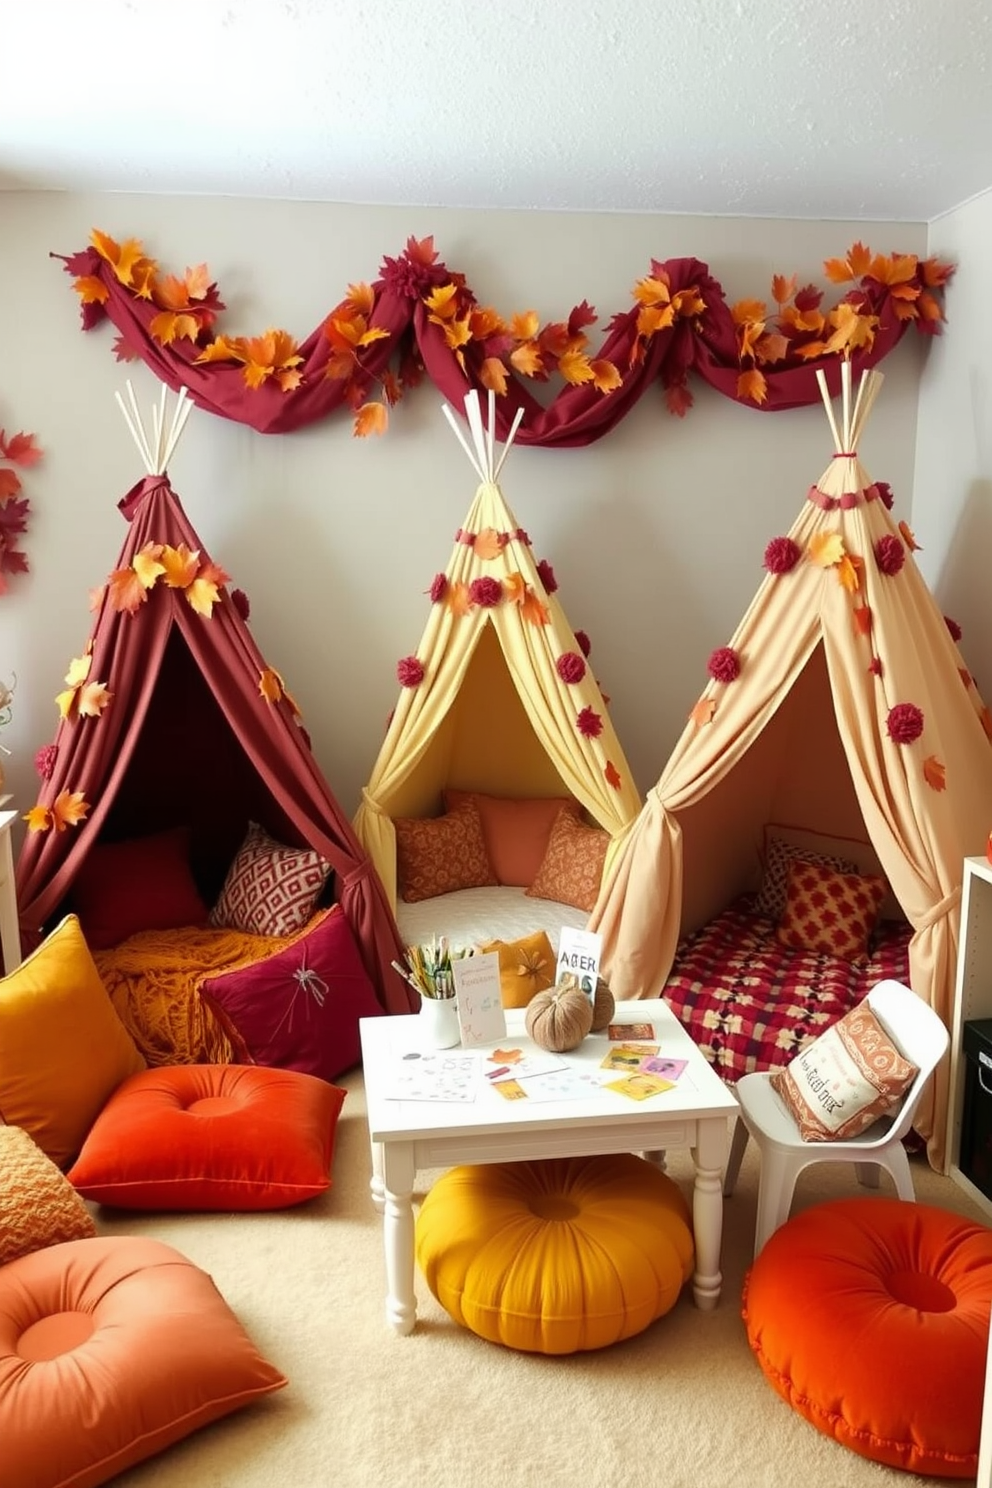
[[369, 1140, 385, 1213], [380, 1142, 417, 1336], [691, 1115, 729, 1310], [642, 1149, 667, 1173]]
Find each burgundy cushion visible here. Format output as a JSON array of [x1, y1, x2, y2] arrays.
[[71, 826, 209, 950], [199, 906, 383, 1081]]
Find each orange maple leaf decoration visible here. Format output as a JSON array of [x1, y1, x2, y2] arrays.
[[979, 706, 992, 744], [259, 668, 284, 704], [808, 531, 846, 568], [503, 572, 527, 605], [853, 605, 873, 637], [473, 528, 506, 561], [898, 520, 921, 551], [604, 760, 623, 790], [184, 561, 229, 618], [25, 789, 91, 834], [923, 755, 947, 792], [690, 697, 717, 727], [520, 588, 550, 627], [354, 402, 388, 438], [446, 581, 472, 617]]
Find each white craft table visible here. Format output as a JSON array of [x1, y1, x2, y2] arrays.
[[0, 809, 20, 975], [360, 998, 738, 1335]]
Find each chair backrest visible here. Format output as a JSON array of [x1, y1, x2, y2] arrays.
[[864, 978, 949, 1140]]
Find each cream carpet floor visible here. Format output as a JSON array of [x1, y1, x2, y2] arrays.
[[91, 1067, 990, 1488]]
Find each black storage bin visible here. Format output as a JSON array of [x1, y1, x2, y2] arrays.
[[960, 1018, 992, 1200]]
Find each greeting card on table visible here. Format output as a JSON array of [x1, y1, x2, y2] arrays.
[[555, 926, 602, 1004], [452, 951, 506, 1048], [605, 1072, 676, 1101]]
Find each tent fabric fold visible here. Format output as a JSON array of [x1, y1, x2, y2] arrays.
[[589, 367, 992, 1169], [16, 473, 412, 1015]]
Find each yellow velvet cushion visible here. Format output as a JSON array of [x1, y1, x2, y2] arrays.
[[479, 929, 556, 1008], [415, 1154, 694, 1353], [525, 807, 611, 914], [0, 915, 146, 1169], [0, 1126, 96, 1267]]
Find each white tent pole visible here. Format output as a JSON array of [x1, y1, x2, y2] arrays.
[[849, 369, 871, 446], [124, 380, 156, 472], [485, 389, 496, 481], [115, 391, 152, 471], [815, 369, 844, 453], [852, 371, 884, 447], [492, 406, 525, 481], [840, 358, 852, 450], [154, 382, 169, 472], [464, 390, 490, 478], [441, 401, 485, 481], [162, 394, 193, 470]]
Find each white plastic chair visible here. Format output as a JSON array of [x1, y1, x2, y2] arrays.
[[722, 979, 949, 1257]]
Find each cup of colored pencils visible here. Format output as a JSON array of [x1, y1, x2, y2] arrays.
[[392, 936, 472, 1000]]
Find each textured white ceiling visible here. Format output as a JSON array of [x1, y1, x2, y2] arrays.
[[3, 0, 990, 221]]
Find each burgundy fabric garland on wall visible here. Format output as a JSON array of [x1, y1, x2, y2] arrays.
[[56, 236, 951, 446]]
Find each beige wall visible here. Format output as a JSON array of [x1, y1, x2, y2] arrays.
[[0, 193, 932, 845]]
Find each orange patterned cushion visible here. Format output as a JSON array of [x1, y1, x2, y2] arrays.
[[525, 808, 610, 914], [0, 1125, 96, 1266], [776, 859, 887, 962], [770, 1002, 918, 1141], [394, 800, 498, 903], [755, 836, 859, 920]]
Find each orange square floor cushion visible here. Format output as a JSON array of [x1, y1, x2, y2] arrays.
[[0, 1234, 286, 1488], [0, 915, 146, 1169], [67, 1063, 345, 1211], [444, 790, 581, 887]]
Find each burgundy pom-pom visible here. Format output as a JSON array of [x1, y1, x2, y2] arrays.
[[945, 615, 963, 642], [557, 652, 587, 685], [396, 656, 425, 688], [763, 537, 801, 575], [574, 629, 591, 658], [707, 647, 741, 684], [230, 587, 251, 621], [576, 706, 604, 739], [469, 576, 502, 608], [429, 572, 447, 602], [868, 657, 884, 678], [34, 743, 57, 780], [874, 535, 905, 577], [875, 481, 895, 510], [886, 702, 924, 745], [537, 558, 558, 594]]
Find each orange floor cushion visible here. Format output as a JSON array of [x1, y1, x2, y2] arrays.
[[0, 1234, 285, 1488], [415, 1153, 694, 1354], [743, 1197, 992, 1479]]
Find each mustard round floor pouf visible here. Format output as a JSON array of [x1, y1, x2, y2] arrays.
[[743, 1197, 992, 1480], [415, 1153, 694, 1353]]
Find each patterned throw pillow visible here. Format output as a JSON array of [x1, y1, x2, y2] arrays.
[[755, 836, 859, 921], [394, 799, 498, 903], [210, 822, 331, 937], [770, 1001, 918, 1141], [480, 929, 557, 1008], [0, 1124, 96, 1266], [776, 859, 888, 962], [443, 790, 582, 886], [525, 807, 611, 914]]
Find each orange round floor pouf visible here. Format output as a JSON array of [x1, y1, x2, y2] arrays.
[[743, 1197, 992, 1479], [415, 1153, 694, 1353]]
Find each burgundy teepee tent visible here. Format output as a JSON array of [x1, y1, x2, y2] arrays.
[[16, 386, 413, 1014]]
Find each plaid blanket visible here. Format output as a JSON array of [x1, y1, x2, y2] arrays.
[[664, 897, 912, 1086]]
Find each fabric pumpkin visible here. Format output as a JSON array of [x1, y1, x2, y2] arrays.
[[525, 981, 594, 1052]]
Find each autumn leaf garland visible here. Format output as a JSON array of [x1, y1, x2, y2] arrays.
[[0, 425, 42, 595]]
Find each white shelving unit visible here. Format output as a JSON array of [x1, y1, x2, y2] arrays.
[[947, 855, 992, 1216], [0, 807, 20, 976]]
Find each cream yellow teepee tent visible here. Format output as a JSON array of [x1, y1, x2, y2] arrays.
[[354, 389, 642, 910], [589, 361, 992, 1169]]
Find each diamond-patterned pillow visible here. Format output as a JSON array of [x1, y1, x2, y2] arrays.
[[755, 836, 859, 920], [209, 822, 331, 938], [776, 859, 888, 962]]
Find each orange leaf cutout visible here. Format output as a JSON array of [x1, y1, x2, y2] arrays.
[[354, 402, 388, 438], [853, 605, 873, 636], [836, 554, 863, 594], [808, 531, 846, 568], [107, 566, 150, 614], [23, 805, 53, 833], [55, 688, 78, 722], [76, 681, 112, 717], [959, 668, 973, 689], [690, 697, 716, 727], [520, 588, 550, 627], [898, 520, 922, 552], [474, 528, 506, 561], [480, 357, 509, 396], [503, 572, 527, 605], [446, 581, 472, 617], [133, 544, 166, 590], [980, 706, 992, 743], [64, 654, 92, 688], [50, 789, 90, 831], [604, 760, 622, 791], [590, 359, 622, 393], [159, 543, 201, 589], [923, 755, 947, 792], [736, 369, 768, 405], [184, 561, 229, 618], [259, 668, 284, 704]]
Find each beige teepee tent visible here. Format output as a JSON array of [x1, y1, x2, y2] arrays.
[[589, 362, 992, 1168], [354, 390, 642, 910]]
